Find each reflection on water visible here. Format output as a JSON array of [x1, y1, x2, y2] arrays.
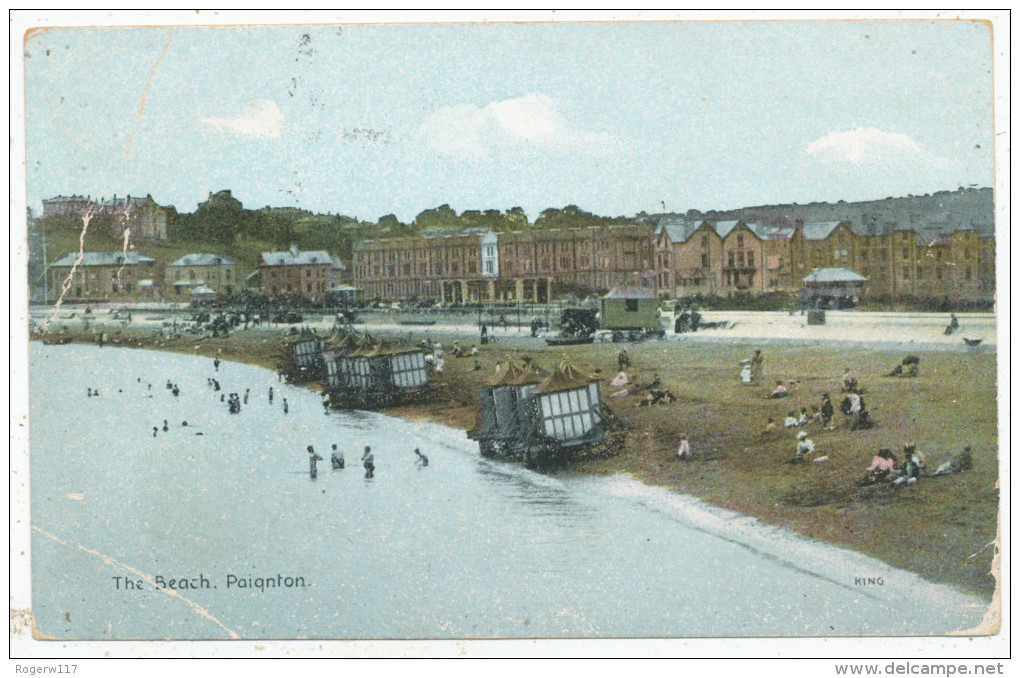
[[28, 344, 988, 640]]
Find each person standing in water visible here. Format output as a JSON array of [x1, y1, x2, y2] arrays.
[[214, 358, 220, 372], [269, 386, 274, 404], [307, 446, 323, 480], [331, 444, 345, 470], [243, 388, 249, 405], [283, 398, 289, 414], [414, 448, 429, 467], [362, 446, 375, 479]]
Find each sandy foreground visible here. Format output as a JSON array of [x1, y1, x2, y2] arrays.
[[26, 306, 1002, 602]]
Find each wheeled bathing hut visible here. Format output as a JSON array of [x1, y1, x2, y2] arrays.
[[468, 356, 606, 467], [323, 336, 429, 406], [279, 337, 327, 382]]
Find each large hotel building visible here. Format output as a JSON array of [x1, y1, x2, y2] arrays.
[[352, 220, 995, 305]]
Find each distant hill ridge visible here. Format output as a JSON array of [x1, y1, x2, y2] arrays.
[[658, 187, 993, 238]]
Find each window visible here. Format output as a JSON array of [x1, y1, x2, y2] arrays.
[[701, 253, 708, 267], [306, 283, 312, 292], [902, 248, 909, 260], [737, 234, 744, 247], [485, 261, 494, 273], [305, 269, 311, 278], [748, 252, 754, 267], [701, 236, 708, 248], [625, 299, 639, 312], [728, 252, 735, 267]]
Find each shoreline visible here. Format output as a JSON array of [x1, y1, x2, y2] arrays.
[[27, 325, 1000, 601]]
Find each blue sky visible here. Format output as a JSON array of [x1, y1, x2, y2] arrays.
[[23, 19, 994, 221]]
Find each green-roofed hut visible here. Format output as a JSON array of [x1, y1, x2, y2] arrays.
[[799, 268, 868, 310]]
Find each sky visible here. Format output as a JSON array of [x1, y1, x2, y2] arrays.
[[22, 18, 996, 222]]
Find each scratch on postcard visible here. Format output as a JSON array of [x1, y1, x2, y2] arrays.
[[32, 524, 240, 639]]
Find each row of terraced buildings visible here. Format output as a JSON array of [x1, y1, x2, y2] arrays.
[[352, 220, 995, 304]]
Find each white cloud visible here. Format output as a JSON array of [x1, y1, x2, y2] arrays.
[[420, 94, 622, 161], [805, 127, 969, 196], [807, 128, 933, 168], [202, 100, 283, 139]]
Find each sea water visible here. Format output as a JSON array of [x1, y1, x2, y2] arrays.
[[28, 343, 989, 639]]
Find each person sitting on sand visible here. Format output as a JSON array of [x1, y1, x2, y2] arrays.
[[797, 407, 809, 427], [795, 431, 815, 459], [892, 444, 925, 487], [809, 406, 823, 424], [886, 355, 920, 378], [768, 381, 788, 399], [842, 368, 860, 394], [784, 411, 799, 428], [862, 448, 897, 485], [761, 418, 779, 435], [611, 372, 629, 388], [933, 446, 973, 476]]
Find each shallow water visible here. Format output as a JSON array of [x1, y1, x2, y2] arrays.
[[29, 343, 988, 639]]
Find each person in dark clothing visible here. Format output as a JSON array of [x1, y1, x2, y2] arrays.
[[269, 387, 274, 404], [152, 427, 158, 438], [214, 358, 220, 372], [821, 393, 834, 427], [162, 420, 169, 432], [415, 448, 429, 467], [283, 398, 289, 414], [362, 446, 375, 479], [243, 388, 249, 405]]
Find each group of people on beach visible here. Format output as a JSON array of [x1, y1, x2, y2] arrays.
[[861, 443, 972, 488]]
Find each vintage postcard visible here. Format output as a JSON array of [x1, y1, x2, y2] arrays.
[[10, 10, 1008, 658]]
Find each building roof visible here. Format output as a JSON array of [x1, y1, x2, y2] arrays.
[[190, 285, 216, 296], [51, 251, 156, 267], [712, 220, 740, 238], [761, 226, 796, 240], [170, 253, 234, 267], [801, 221, 843, 240], [604, 286, 657, 300], [261, 246, 334, 267], [803, 268, 868, 284], [655, 218, 694, 243]]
